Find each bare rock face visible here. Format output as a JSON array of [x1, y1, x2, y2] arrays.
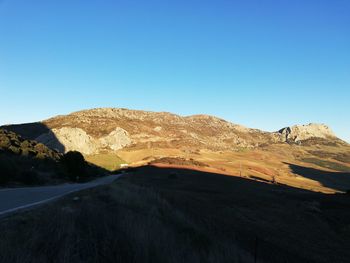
[[36, 127, 97, 154], [36, 127, 131, 154], [278, 123, 336, 142], [99, 128, 132, 151], [40, 108, 269, 150]]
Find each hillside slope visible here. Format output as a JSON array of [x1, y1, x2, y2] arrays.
[[0, 129, 61, 185], [1, 108, 349, 193], [2, 108, 347, 155], [0, 129, 108, 185], [0, 129, 60, 160]]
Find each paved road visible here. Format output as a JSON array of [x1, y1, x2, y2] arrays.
[[0, 174, 122, 217]]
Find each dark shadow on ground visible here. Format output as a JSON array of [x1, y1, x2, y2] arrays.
[[2, 122, 65, 153], [0, 150, 109, 186], [285, 162, 350, 192], [120, 165, 350, 263], [1, 164, 350, 263]]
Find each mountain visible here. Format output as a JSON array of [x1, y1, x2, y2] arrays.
[[1, 108, 350, 193], [2, 108, 346, 155]]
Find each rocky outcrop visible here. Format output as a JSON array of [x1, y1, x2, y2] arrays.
[[277, 124, 336, 142], [36, 128, 96, 154], [36, 127, 131, 154], [99, 128, 132, 151], [2, 108, 345, 153], [40, 108, 271, 150]]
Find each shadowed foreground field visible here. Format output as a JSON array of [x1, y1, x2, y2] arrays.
[[1, 166, 350, 263]]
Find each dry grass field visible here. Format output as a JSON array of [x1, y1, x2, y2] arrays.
[[85, 153, 126, 171], [114, 144, 350, 194], [1, 166, 349, 263]]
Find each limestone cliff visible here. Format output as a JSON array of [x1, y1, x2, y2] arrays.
[[278, 124, 336, 142]]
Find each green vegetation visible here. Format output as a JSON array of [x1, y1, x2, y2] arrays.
[[0, 129, 109, 185], [301, 157, 350, 172], [0, 128, 61, 185], [150, 157, 208, 167], [60, 151, 87, 181], [0, 150, 107, 186], [0, 154, 16, 184], [85, 153, 126, 171], [58, 151, 107, 182], [0, 129, 60, 160], [0, 152, 59, 185], [301, 138, 339, 146]]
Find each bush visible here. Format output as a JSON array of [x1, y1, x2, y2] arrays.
[[18, 170, 40, 185], [0, 155, 18, 184], [0, 136, 11, 148], [8, 145, 21, 154], [60, 151, 86, 181]]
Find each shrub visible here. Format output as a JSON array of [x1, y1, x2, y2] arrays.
[[0, 155, 17, 184], [8, 145, 21, 154], [18, 170, 40, 185], [0, 136, 11, 148], [36, 152, 48, 159], [60, 151, 86, 181]]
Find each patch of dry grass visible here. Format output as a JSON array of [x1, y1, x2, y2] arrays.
[[301, 157, 350, 172], [0, 174, 246, 262], [85, 153, 126, 171]]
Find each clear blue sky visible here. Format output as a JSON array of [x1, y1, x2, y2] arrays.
[[0, 0, 349, 142]]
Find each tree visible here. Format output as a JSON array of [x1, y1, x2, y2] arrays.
[[60, 151, 86, 181], [0, 154, 16, 184]]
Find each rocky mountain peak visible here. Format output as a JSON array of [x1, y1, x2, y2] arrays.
[[278, 123, 336, 142]]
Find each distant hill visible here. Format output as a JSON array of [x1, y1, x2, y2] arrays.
[[2, 108, 347, 155], [1, 108, 349, 193]]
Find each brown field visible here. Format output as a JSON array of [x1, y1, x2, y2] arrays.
[[85, 153, 126, 171], [114, 144, 350, 194]]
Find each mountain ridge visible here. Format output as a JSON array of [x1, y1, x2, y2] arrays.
[[1, 108, 346, 155]]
